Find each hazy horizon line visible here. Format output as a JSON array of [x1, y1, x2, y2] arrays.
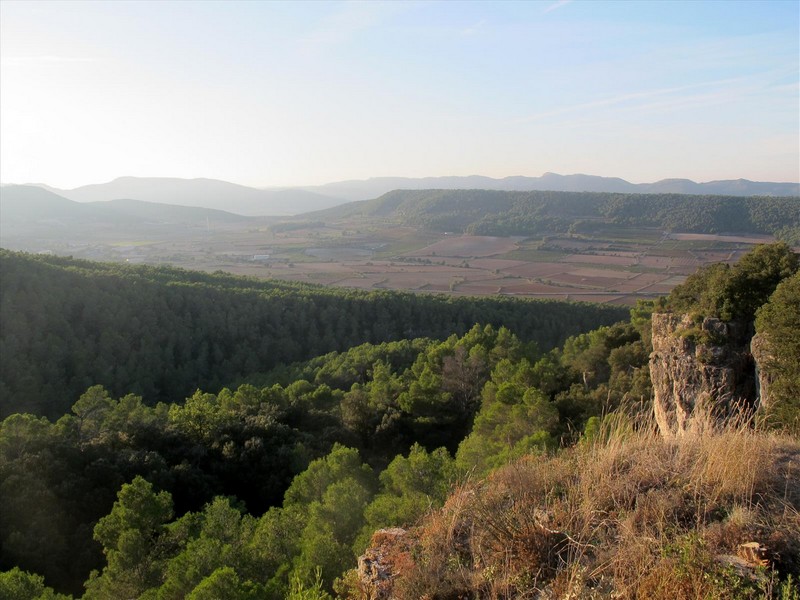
[[3, 171, 800, 191]]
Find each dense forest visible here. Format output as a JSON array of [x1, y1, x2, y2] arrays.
[[318, 189, 800, 241], [0, 251, 626, 419], [1, 245, 798, 599]]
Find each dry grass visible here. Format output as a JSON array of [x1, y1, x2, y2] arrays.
[[354, 415, 800, 599]]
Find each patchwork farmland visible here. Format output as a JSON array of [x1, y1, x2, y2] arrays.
[[6, 202, 786, 306]]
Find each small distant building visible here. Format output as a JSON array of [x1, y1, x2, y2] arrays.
[[253, 254, 271, 261]]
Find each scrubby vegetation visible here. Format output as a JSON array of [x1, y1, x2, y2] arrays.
[[347, 418, 800, 599]]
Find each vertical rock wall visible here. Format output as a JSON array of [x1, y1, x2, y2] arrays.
[[650, 312, 757, 436], [749, 333, 774, 414]]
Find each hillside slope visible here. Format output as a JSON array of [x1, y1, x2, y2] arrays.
[[0, 251, 627, 418], [309, 189, 800, 241]]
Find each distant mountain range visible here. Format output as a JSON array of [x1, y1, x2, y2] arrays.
[[0, 185, 252, 232], [3, 174, 797, 219], [305, 172, 800, 202], [26, 177, 345, 216]]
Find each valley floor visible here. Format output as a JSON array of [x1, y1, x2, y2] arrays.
[[4, 218, 778, 306]]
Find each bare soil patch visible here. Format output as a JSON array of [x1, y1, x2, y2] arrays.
[[613, 273, 670, 292], [380, 271, 479, 288], [406, 235, 523, 258], [47, 213, 778, 306], [569, 293, 628, 304], [504, 263, 568, 278], [567, 267, 637, 279], [669, 233, 775, 244], [498, 280, 577, 294], [468, 258, 529, 270], [561, 254, 637, 266]]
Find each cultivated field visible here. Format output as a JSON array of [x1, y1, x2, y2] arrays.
[[6, 215, 781, 306]]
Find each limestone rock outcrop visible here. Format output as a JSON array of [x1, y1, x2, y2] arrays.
[[749, 333, 775, 413], [650, 312, 757, 435], [356, 528, 413, 600]]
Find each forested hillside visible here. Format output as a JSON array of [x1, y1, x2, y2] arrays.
[[1, 245, 798, 599], [316, 189, 800, 242], [0, 251, 626, 418], [0, 314, 651, 597], [0, 310, 648, 598]]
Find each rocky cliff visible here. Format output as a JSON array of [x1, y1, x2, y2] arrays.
[[750, 333, 776, 414], [650, 312, 758, 436]]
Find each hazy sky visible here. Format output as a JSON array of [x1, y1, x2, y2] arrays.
[[1, 0, 798, 188]]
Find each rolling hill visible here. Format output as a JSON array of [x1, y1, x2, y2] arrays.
[[0, 185, 251, 227], [31, 177, 345, 216], [16, 174, 799, 215], [308, 188, 800, 240]]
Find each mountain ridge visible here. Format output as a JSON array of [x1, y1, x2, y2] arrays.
[[0, 184, 252, 228], [304, 172, 800, 201], [6, 174, 797, 215], [20, 177, 345, 216]]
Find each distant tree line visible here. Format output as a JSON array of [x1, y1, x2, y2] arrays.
[[0, 251, 626, 419]]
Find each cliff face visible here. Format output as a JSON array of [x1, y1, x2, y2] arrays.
[[650, 312, 757, 436], [749, 333, 775, 413]]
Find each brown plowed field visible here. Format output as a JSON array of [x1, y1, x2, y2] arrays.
[[74, 217, 775, 306], [468, 258, 529, 270], [669, 233, 775, 244], [562, 254, 637, 266], [407, 235, 523, 257], [503, 263, 569, 278], [497, 281, 579, 294]]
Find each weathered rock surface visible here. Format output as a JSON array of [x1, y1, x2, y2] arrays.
[[356, 528, 413, 600], [650, 312, 757, 435], [750, 333, 775, 413]]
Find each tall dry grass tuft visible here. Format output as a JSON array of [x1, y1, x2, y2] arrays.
[[389, 482, 476, 599], [358, 410, 800, 599], [572, 409, 800, 598]]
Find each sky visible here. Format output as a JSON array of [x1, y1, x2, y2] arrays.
[[1, 0, 798, 189]]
